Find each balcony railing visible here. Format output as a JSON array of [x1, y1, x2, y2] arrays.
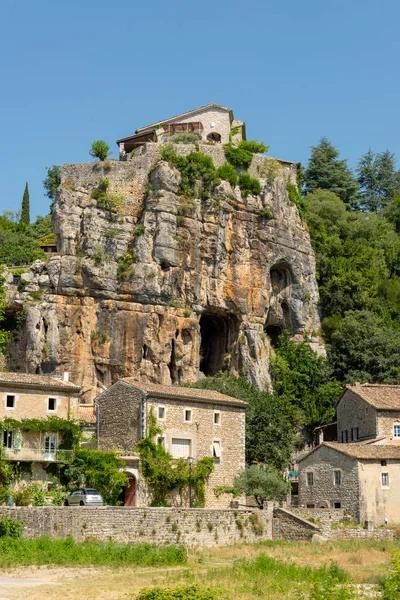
[[2, 448, 74, 463]]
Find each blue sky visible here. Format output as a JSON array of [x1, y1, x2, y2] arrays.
[[1, 0, 399, 219]]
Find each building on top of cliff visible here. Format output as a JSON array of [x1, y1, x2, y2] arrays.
[[116, 103, 246, 158]]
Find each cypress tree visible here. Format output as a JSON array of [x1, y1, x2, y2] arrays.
[[20, 182, 30, 225]]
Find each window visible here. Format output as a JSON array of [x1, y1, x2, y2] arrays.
[[184, 409, 192, 423], [6, 395, 15, 409], [341, 430, 348, 443], [306, 472, 314, 486], [157, 436, 165, 448], [212, 440, 221, 459], [351, 427, 359, 441], [47, 398, 56, 412], [158, 406, 165, 419], [381, 460, 387, 467], [334, 502, 341, 509], [171, 438, 191, 458], [306, 503, 315, 508], [382, 472, 389, 488], [334, 470, 342, 486], [44, 434, 56, 456], [213, 411, 221, 425], [393, 424, 400, 438], [2, 430, 13, 449]]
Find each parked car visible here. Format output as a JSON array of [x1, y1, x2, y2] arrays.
[[64, 488, 103, 506]]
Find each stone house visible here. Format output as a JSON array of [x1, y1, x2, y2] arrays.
[[95, 380, 247, 508], [337, 384, 400, 444], [298, 441, 400, 525], [116, 103, 246, 157], [298, 384, 400, 525], [0, 372, 81, 475]]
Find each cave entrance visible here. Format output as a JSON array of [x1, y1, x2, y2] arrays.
[[264, 324, 282, 348], [199, 312, 236, 376]]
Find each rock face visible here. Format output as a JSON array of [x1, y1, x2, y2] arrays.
[[5, 143, 323, 402]]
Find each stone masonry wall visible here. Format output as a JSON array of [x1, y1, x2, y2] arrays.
[[273, 507, 319, 540], [0, 506, 272, 548], [0, 385, 79, 421], [337, 390, 377, 442], [298, 446, 360, 520], [97, 381, 142, 453], [377, 410, 400, 441], [329, 529, 394, 541]]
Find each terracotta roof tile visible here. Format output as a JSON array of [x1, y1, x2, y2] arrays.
[[344, 384, 400, 410], [0, 372, 81, 393], [79, 404, 96, 424], [122, 379, 247, 407], [319, 441, 400, 460]]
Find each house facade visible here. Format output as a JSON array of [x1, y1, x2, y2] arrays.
[[116, 103, 246, 157], [95, 380, 247, 508], [298, 384, 400, 525], [298, 442, 400, 525], [0, 372, 81, 473]]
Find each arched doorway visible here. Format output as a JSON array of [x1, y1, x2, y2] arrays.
[[206, 132, 222, 143], [124, 474, 136, 506]]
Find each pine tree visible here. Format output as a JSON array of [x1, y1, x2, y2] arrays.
[[20, 182, 30, 225], [357, 149, 399, 212], [305, 137, 359, 207]]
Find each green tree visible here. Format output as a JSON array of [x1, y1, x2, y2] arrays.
[[272, 333, 342, 434], [64, 448, 128, 505], [43, 166, 61, 200], [20, 183, 30, 226], [233, 464, 290, 508], [357, 149, 399, 212], [90, 140, 110, 161], [0, 270, 9, 355], [305, 138, 359, 207]]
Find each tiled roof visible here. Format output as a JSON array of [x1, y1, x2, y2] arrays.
[[300, 441, 400, 461], [135, 103, 232, 133], [341, 384, 400, 410], [79, 404, 96, 424], [122, 379, 247, 407], [0, 372, 81, 393]]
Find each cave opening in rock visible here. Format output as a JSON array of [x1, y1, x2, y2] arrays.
[[168, 338, 180, 384], [264, 324, 282, 348], [199, 312, 237, 376]]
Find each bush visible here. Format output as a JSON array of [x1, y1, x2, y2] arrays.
[[238, 172, 261, 198], [169, 133, 201, 144], [160, 146, 219, 199], [90, 140, 110, 162], [224, 145, 253, 169], [13, 486, 32, 506], [216, 163, 237, 188], [238, 140, 269, 154], [135, 584, 218, 600], [259, 207, 274, 220], [92, 245, 109, 266], [287, 183, 307, 220], [134, 224, 145, 236], [0, 517, 24, 538], [379, 553, 400, 599]]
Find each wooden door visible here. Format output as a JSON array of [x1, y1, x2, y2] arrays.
[[124, 475, 136, 506]]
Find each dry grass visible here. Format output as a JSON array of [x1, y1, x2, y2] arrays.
[[0, 539, 396, 599]]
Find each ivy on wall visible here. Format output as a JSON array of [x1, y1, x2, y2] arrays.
[[0, 417, 82, 449], [136, 408, 214, 507]]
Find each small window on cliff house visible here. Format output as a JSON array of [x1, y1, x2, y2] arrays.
[[184, 409, 192, 423], [351, 427, 359, 441], [381, 472, 389, 488], [157, 436, 165, 448], [212, 440, 221, 459], [2, 430, 13, 449], [306, 472, 314, 486], [158, 406, 165, 420], [393, 424, 400, 438], [6, 395, 15, 409], [213, 411, 221, 425], [48, 398, 56, 412], [334, 470, 342, 486]]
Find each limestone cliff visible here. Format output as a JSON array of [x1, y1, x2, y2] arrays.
[[5, 143, 323, 402]]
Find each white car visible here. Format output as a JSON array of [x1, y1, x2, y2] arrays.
[[64, 488, 103, 506]]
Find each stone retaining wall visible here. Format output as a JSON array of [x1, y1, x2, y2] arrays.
[[0, 506, 273, 548], [273, 508, 319, 540], [329, 528, 394, 541]]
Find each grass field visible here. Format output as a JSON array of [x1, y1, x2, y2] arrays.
[[0, 539, 397, 599]]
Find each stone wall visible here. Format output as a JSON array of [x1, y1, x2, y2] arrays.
[[0, 506, 272, 548], [337, 390, 377, 442], [97, 381, 142, 453], [273, 507, 319, 540], [298, 446, 360, 520], [377, 410, 400, 440], [0, 385, 79, 421], [329, 528, 394, 541]]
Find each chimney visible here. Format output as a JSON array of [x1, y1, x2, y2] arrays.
[[63, 371, 70, 382]]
